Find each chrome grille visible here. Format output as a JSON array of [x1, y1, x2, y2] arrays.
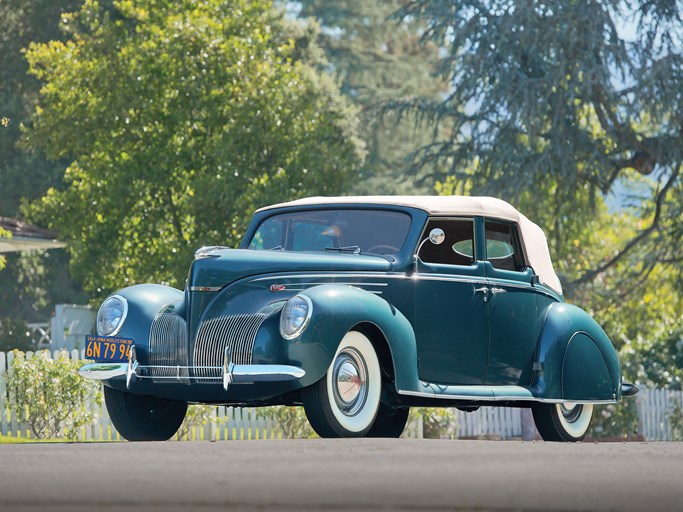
[[193, 314, 267, 380], [148, 313, 189, 382]]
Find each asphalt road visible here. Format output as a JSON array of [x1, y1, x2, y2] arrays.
[[0, 439, 681, 512]]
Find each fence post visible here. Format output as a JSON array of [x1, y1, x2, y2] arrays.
[[7, 351, 17, 436], [0, 352, 6, 436]]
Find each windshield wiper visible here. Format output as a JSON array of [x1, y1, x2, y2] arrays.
[[324, 245, 361, 254], [269, 245, 283, 251]]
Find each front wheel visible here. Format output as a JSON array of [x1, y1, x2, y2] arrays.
[[302, 331, 382, 438], [532, 403, 594, 442], [104, 386, 187, 441]]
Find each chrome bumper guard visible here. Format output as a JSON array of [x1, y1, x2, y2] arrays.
[[79, 346, 305, 391]]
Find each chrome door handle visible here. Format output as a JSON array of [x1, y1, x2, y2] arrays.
[[490, 287, 507, 294], [474, 286, 489, 302]]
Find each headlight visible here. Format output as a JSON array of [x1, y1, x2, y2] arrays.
[[279, 295, 312, 340], [97, 295, 128, 336]]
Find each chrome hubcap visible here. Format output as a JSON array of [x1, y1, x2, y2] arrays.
[[332, 348, 368, 416], [559, 403, 583, 423]]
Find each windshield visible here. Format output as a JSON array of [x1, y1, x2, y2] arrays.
[[248, 209, 412, 255]]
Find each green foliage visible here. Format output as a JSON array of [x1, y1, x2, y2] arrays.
[[0, 0, 86, 336], [0, 318, 35, 352], [0, 227, 9, 270], [0, 0, 81, 218], [399, 0, 683, 290], [588, 401, 640, 440], [175, 404, 223, 440], [24, 0, 364, 297], [0, 250, 86, 324], [668, 397, 683, 442], [7, 350, 103, 440], [255, 406, 316, 438], [407, 407, 458, 439], [298, 0, 447, 194]]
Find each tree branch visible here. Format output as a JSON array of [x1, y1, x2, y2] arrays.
[[570, 163, 680, 286]]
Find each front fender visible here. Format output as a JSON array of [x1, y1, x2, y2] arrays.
[[288, 284, 419, 391], [108, 284, 185, 363], [533, 302, 620, 401]]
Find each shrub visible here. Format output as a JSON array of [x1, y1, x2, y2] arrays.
[[255, 406, 316, 439], [587, 399, 640, 440], [7, 350, 102, 440], [176, 404, 221, 441], [407, 407, 458, 439]]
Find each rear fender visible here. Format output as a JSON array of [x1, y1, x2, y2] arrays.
[[288, 284, 419, 390], [534, 302, 621, 401]]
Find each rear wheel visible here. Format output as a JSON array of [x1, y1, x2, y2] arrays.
[[104, 386, 187, 441], [532, 403, 594, 442], [302, 331, 381, 438]]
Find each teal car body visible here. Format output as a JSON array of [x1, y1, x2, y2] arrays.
[[81, 196, 636, 440]]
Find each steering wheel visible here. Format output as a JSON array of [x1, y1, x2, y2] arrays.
[[366, 244, 400, 254]]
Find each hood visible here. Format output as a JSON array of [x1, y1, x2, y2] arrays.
[[188, 248, 393, 289]]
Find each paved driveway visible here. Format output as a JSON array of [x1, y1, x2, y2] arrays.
[[0, 439, 681, 511]]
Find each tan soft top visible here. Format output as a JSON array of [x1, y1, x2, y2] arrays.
[[257, 196, 562, 294]]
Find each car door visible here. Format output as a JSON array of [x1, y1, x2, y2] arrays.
[[414, 218, 489, 385], [483, 219, 539, 386]]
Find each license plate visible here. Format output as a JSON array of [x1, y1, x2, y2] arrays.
[[85, 335, 134, 362]]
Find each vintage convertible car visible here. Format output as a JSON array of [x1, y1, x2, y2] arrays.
[[80, 195, 637, 441]]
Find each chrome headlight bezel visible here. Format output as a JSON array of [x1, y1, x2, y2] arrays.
[[96, 295, 128, 336], [279, 295, 313, 340]]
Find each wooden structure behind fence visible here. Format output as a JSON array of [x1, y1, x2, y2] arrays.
[[0, 350, 680, 441]]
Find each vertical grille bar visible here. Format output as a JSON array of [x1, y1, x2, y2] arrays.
[[148, 313, 189, 383], [192, 314, 268, 382]]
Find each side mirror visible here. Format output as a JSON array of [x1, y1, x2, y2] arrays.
[[428, 228, 445, 245], [414, 228, 446, 274]]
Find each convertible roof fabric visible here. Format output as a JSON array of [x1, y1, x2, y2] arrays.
[[258, 196, 563, 294]]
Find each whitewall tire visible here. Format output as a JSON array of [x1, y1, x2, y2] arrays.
[[302, 331, 382, 438], [532, 402, 594, 442]]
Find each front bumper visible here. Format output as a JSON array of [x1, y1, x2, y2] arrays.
[[79, 346, 305, 391]]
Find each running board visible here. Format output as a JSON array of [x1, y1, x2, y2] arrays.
[[398, 383, 618, 405]]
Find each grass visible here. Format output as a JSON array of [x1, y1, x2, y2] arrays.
[[0, 434, 123, 444], [0, 434, 64, 444]]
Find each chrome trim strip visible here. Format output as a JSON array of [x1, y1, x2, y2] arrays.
[[79, 362, 305, 383], [250, 272, 556, 298], [78, 363, 127, 380], [397, 387, 617, 404], [189, 286, 222, 292], [251, 273, 409, 282]]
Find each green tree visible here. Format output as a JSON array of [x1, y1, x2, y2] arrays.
[[0, 0, 81, 217], [24, 0, 364, 297], [298, 0, 447, 194], [0, 0, 86, 333], [397, 0, 683, 288]]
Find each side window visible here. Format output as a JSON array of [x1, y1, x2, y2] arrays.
[[484, 221, 526, 271], [420, 219, 475, 266], [248, 218, 284, 249]]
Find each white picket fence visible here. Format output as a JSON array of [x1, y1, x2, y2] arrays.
[[0, 350, 681, 441]]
